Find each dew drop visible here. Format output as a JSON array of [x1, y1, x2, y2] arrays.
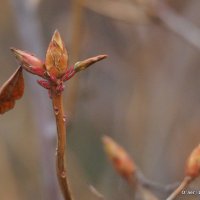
[[63, 115, 66, 122], [54, 107, 59, 115]]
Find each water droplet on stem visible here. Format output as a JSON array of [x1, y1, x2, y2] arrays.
[[63, 115, 66, 122], [54, 106, 59, 115]]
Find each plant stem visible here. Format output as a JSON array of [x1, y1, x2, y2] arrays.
[[166, 176, 192, 200], [128, 174, 159, 200], [51, 88, 73, 200]]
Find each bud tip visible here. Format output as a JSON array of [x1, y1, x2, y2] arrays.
[[186, 144, 200, 178]]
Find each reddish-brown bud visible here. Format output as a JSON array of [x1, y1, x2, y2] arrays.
[[102, 136, 136, 180], [186, 144, 200, 178], [74, 55, 107, 72], [45, 30, 68, 79], [11, 48, 45, 77]]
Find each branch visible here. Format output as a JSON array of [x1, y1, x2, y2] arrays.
[[128, 175, 159, 200], [102, 136, 160, 199], [136, 170, 179, 195], [51, 89, 73, 200], [166, 176, 192, 200]]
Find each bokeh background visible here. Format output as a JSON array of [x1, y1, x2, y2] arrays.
[[1, 0, 200, 199]]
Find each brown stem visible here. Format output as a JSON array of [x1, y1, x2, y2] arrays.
[[127, 175, 139, 199], [136, 170, 179, 194], [128, 174, 159, 200], [51, 88, 73, 200], [166, 176, 192, 200]]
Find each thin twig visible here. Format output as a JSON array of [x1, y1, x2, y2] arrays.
[[136, 170, 179, 194], [127, 175, 140, 199], [51, 88, 73, 200], [166, 176, 192, 200], [128, 175, 159, 200]]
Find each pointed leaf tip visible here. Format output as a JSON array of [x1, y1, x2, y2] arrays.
[[74, 54, 108, 72], [10, 47, 23, 61], [0, 67, 24, 114], [45, 30, 68, 78], [10, 47, 43, 67], [51, 30, 64, 50]]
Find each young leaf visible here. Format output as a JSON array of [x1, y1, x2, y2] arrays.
[[0, 67, 24, 114], [45, 30, 68, 79], [11, 48, 45, 77], [74, 55, 107, 72]]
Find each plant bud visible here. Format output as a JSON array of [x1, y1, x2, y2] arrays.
[[11, 48, 43, 68], [74, 55, 107, 72], [102, 136, 136, 180], [186, 144, 200, 178], [45, 30, 68, 79]]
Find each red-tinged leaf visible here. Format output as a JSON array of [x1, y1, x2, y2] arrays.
[[0, 67, 24, 114], [45, 30, 68, 79]]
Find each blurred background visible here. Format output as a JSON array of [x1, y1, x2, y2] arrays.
[[1, 0, 200, 199]]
